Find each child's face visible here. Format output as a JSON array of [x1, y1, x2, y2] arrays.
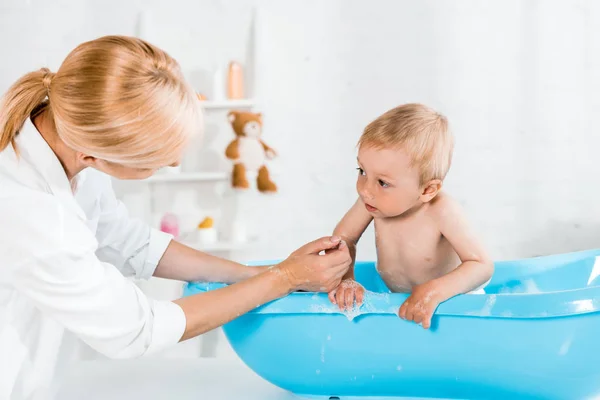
[[356, 145, 433, 218]]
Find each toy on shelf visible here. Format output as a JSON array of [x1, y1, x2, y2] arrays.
[[196, 216, 217, 244], [224, 111, 277, 193], [159, 213, 180, 238], [227, 61, 244, 100]]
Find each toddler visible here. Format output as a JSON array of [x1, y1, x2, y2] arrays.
[[328, 103, 493, 329]]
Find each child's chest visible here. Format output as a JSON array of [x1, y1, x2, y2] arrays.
[[373, 214, 458, 288], [374, 214, 442, 255]]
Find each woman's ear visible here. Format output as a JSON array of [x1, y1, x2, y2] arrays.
[[420, 179, 442, 202], [77, 152, 98, 168]]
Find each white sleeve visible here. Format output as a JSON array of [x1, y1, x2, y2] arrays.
[[93, 174, 172, 280], [5, 195, 186, 359], [11, 244, 186, 359]]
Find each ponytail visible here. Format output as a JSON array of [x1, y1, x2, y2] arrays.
[[0, 68, 55, 152], [0, 36, 200, 169]]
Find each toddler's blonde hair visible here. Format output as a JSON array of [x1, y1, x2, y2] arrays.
[[358, 103, 453, 184], [0, 35, 202, 169]]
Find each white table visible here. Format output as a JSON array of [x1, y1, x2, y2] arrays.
[[56, 357, 429, 400]]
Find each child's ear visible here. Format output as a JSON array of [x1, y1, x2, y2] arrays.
[[420, 179, 442, 202]]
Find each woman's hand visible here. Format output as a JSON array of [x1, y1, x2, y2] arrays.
[[154, 240, 272, 284], [277, 236, 352, 293], [174, 235, 351, 341]]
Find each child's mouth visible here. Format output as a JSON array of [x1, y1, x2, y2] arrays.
[[365, 203, 378, 212]]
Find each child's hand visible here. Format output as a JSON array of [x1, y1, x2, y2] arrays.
[[398, 281, 442, 329], [328, 279, 365, 311]]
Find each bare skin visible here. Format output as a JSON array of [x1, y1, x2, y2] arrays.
[[328, 145, 494, 329], [33, 108, 266, 284], [33, 108, 353, 341]]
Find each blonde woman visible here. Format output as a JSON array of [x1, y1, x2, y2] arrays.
[[0, 35, 351, 400]]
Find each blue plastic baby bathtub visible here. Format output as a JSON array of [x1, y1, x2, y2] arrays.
[[183, 249, 600, 399]]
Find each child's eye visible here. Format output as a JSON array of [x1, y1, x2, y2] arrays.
[[356, 167, 365, 176], [378, 179, 389, 188]]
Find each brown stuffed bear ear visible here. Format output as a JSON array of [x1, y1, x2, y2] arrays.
[[228, 111, 239, 123], [256, 113, 263, 124]]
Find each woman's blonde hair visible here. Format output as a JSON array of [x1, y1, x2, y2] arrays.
[[0, 35, 202, 169], [358, 103, 454, 184]]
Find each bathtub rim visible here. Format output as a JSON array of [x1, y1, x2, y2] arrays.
[[182, 248, 600, 319]]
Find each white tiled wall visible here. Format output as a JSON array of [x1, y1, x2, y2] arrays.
[[4, 0, 600, 355]]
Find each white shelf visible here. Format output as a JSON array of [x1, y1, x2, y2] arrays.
[[144, 172, 228, 183], [200, 99, 255, 110]]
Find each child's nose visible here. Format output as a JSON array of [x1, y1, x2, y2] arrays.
[[359, 187, 374, 201]]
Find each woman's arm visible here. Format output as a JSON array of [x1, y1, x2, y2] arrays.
[[174, 236, 352, 340], [13, 199, 349, 358], [88, 171, 263, 284], [154, 240, 264, 283], [175, 265, 288, 340]]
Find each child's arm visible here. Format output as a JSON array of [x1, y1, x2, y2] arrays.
[[433, 195, 494, 296], [328, 197, 373, 310], [399, 194, 494, 329]]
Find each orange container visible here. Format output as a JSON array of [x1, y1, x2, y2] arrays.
[[227, 61, 244, 99]]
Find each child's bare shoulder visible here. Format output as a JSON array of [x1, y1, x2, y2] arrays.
[[427, 192, 465, 223]]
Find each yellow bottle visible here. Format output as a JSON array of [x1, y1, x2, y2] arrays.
[[197, 217, 217, 244], [198, 217, 214, 229]]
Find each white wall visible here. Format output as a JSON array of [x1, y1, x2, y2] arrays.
[[3, 0, 600, 265]]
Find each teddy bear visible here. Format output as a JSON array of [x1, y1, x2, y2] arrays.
[[225, 110, 277, 192]]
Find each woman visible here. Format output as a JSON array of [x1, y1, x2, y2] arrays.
[[0, 35, 351, 400]]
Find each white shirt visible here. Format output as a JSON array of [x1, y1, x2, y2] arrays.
[[0, 118, 187, 400]]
